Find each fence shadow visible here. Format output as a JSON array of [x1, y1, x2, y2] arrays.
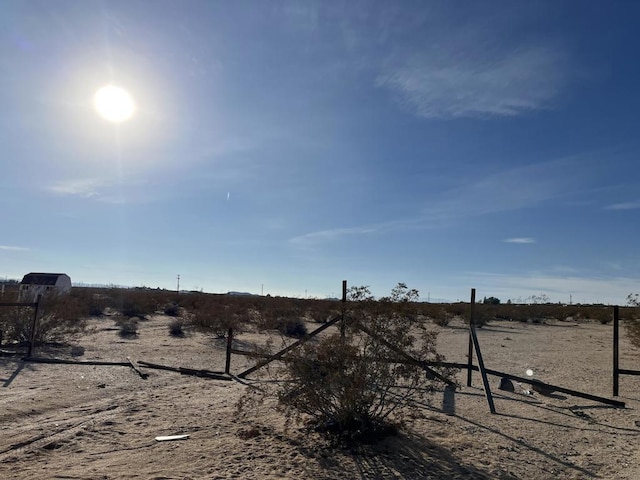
[[1, 359, 34, 388], [409, 388, 600, 478], [341, 432, 517, 480]]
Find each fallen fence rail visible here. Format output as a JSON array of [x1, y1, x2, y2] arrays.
[[137, 360, 231, 381], [22, 356, 148, 379], [23, 357, 129, 366], [426, 360, 625, 408]]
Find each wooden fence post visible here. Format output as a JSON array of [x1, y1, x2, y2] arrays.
[[613, 305, 619, 397], [225, 328, 233, 374], [467, 289, 475, 387], [27, 295, 41, 357], [340, 280, 347, 339]]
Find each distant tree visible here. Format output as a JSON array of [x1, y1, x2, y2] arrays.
[[482, 296, 501, 305], [383, 282, 419, 303], [529, 294, 550, 304], [346, 285, 374, 302]]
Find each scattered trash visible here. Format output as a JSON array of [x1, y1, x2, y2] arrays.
[[155, 435, 190, 442], [513, 381, 532, 395]]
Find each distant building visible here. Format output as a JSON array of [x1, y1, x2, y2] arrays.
[[19, 273, 71, 300]]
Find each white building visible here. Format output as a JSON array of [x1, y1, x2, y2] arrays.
[[19, 273, 72, 300]]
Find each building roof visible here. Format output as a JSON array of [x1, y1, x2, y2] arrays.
[[21, 273, 68, 286]]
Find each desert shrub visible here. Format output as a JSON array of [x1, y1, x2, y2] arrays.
[[168, 318, 185, 337], [189, 296, 246, 337], [277, 317, 307, 338], [0, 306, 33, 346], [0, 293, 88, 346], [112, 289, 163, 318], [68, 288, 108, 317], [432, 308, 452, 327], [116, 317, 139, 337], [304, 299, 341, 323], [275, 284, 455, 442], [163, 303, 180, 317], [443, 303, 467, 318], [470, 304, 494, 327]]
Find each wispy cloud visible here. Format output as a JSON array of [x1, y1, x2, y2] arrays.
[[47, 178, 150, 204], [291, 156, 590, 247], [604, 201, 640, 210], [0, 245, 29, 252], [49, 179, 106, 198], [379, 45, 566, 119], [503, 237, 536, 244], [289, 225, 382, 247], [420, 156, 585, 220], [377, 12, 569, 121]]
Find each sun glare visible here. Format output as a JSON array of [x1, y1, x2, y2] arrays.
[[93, 85, 136, 123]]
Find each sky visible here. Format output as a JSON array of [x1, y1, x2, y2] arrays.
[[2, 1, 640, 304]]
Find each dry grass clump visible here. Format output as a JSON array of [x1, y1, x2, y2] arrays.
[[115, 317, 139, 338], [168, 318, 185, 337]]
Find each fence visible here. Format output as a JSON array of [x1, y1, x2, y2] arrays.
[[613, 305, 640, 396], [0, 295, 41, 356]]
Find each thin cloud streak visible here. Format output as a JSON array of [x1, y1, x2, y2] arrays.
[[605, 201, 640, 210], [289, 225, 381, 246], [0, 245, 30, 252], [291, 156, 586, 247], [49, 179, 106, 198], [504, 238, 536, 244]]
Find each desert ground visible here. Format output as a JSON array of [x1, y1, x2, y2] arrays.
[[1, 314, 639, 479]]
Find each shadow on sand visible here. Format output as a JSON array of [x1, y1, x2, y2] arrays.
[[347, 432, 517, 480], [1, 359, 36, 388]]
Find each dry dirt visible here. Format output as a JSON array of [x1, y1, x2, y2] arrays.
[[1, 315, 639, 479]]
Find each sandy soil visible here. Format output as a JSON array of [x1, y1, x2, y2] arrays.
[[1, 315, 639, 479]]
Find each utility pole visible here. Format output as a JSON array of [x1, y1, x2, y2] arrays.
[[261, 284, 264, 296], [176, 274, 180, 295]]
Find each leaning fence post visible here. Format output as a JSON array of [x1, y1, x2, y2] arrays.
[[225, 328, 233, 374], [27, 294, 41, 357], [613, 305, 619, 397]]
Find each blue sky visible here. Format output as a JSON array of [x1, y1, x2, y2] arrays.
[[2, 1, 640, 303]]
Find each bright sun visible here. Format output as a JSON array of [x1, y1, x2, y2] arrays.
[[93, 85, 136, 123]]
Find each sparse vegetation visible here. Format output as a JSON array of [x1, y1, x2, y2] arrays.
[[164, 303, 180, 317], [116, 317, 139, 337], [625, 294, 640, 348], [277, 317, 307, 338], [273, 283, 455, 443], [168, 318, 185, 337], [0, 292, 87, 346]]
